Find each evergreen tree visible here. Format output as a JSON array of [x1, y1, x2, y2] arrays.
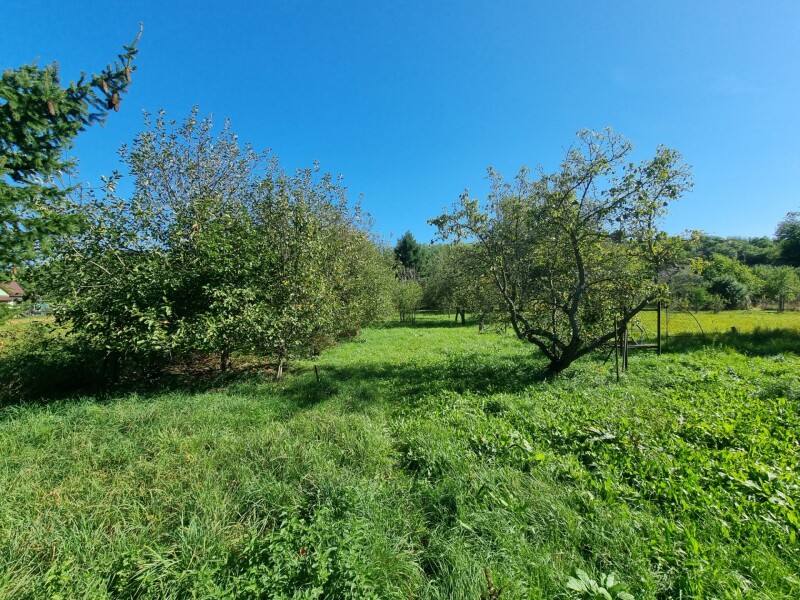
[[394, 230, 422, 272], [0, 25, 142, 271]]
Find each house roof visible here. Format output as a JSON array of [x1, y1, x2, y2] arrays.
[[0, 281, 24, 299]]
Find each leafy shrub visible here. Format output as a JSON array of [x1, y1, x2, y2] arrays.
[[41, 110, 395, 375]]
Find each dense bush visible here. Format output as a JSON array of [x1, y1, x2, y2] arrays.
[[0, 322, 103, 405], [708, 275, 750, 309], [40, 110, 394, 374]]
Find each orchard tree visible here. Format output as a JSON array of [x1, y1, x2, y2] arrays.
[[43, 109, 392, 375], [0, 26, 142, 272], [753, 265, 800, 312], [394, 279, 423, 323], [431, 128, 692, 374], [424, 243, 497, 325], [317, 226, 395, 343]]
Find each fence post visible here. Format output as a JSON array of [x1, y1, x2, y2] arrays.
[[657, 301, 662, 356]]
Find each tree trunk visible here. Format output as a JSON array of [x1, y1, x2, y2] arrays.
[[546, 357, 571, 376], [101, 350, 121, 392], [220, 348, 231, 373], [546, 347, 580, 376]]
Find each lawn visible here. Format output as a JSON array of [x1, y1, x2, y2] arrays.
[[0, 314, 798, 598]]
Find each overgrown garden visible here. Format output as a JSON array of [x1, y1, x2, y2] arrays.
[[1, 315, 799, 598]]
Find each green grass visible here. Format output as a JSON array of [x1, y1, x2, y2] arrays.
[[688, 309, 800, 334], [1, 314, 799, 598]]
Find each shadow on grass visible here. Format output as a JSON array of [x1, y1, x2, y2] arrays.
[[0, 326, 280, 409], [1, 335, 549, 415], [280, 349, 549, 414], [378, 316, 474, 330], [12, 321, 794, 413]]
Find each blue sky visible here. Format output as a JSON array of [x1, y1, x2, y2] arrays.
[[3, 0, 799, 244]]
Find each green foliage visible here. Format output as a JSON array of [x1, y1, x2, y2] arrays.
[[752, 265, 800, 312], [415, 240, 444, 280], [423, 243, 498, 325], [431, 128, 692, 373], [668, 234, 800, 311], [393, 230, 422, 272], [0, 321, 102, 405], [566, 570, 634, 600], [667, 267, 709, 310], [679, 230, 780, 266], [393, 279, 423, 322], [0, 303, 16, 325], [703, 253, 760, 305], [0, 27, 141, 271], [41, 110, 393, 372], [708, 274, 750, 309], [776, 210, 800, 267]]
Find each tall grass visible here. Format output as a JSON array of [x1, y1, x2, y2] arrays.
[[1, 314, 798, 598]]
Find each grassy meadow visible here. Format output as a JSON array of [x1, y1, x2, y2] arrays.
[[1, 313, 799, 598], [635, 309, 800, 337]]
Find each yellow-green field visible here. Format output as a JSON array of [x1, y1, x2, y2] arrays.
[[635, 309, 800, 340]]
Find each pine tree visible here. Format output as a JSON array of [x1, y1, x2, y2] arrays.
[[394, 230, 422, 272], [0, 24, 142, 272]]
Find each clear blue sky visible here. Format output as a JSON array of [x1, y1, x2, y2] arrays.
[[3, 0, 799, 244]]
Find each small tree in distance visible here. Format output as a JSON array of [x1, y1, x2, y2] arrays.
[[424, 243, 497, 325], [754, 265, 800, 312], [394, 279, 423, 323], [394, 231, 423, 272], [430, 128, 692, 374]]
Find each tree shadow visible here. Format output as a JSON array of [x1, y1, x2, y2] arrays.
[[0, 337, 280, 410], [280, 348, 549, 415], [378, 316, 472, 330], [9, 321, 796, 416]]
